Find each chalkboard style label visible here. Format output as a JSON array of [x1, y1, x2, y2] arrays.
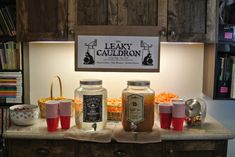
[[126, 94, 144, 124], [83, 95, 103, 122]]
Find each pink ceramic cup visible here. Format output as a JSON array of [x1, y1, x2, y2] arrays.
[[59, 100, 72, 129], [45, 100, 59, 132], [172, 100, 185, 131]]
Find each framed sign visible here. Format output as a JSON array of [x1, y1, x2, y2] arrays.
[[75, 26, 160, 72]]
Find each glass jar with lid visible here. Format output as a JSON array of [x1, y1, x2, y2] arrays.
[[185, 97, 207, 126], [122, 80, 155, 132], [74, 79, 107, 131]]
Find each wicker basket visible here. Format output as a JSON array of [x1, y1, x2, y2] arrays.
[[38, 76, 73, 118], [107, 98, 122, 121]]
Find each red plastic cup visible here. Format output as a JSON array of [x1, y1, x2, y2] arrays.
[[60, 116, 70, 129], [159, 103, 172, 129], [46, 117, 59, 132], [45, 100, 59, 132], [59, 100, 72, 129], [172, 99, 185, 131], [160, 113, 172, 129], [172, 117, 185, 131]]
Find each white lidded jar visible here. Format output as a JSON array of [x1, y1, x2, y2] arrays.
[[74, 79, 107, 131]]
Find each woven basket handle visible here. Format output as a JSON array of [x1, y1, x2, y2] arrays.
[[50, 76, 62, 99]]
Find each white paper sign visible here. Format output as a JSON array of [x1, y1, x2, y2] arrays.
[[76, 35, 160, 72]]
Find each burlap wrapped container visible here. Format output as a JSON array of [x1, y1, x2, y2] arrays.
[[38, 76, 74, 118]]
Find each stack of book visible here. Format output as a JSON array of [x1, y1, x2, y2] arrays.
[[230, 56, 235, 98], [0, 107, 11, 134], [0, 71, 22, 103], [0, 4, 16, 37], [0, 41, 20, 70], [217, 55, 231, 98], [217, 54, 235, 99], [1, 107, 11, 133]]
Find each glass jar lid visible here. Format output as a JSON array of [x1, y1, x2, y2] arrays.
[[127, 80, 150, 86], [80, 79, 102, 85]]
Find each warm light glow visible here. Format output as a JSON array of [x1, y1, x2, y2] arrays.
[[29, 41, 75, 44], [29, 41, 203, 45], [29, 43, 204, 104], [161, 42, 203, 45]]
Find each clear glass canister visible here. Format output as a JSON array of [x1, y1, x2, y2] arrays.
[[122, 80, 155, 132], [185, 97, 207, 126], [74, 79, 107, 131]]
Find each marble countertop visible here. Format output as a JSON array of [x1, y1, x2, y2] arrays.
[[3, 115, 234, 142], [160, 115, 234, 140]]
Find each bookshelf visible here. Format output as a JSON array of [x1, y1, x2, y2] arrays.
[[0, 1, 19, 155], [0, 0, 22, 140], [203, 1, 235, 100], [0, 37, 23, 107], [215, 1, 235, 99], [0, 0, 21, 106], [0, 0, 16, 42]]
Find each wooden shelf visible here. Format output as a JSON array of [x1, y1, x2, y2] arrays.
[[213, 97, 235, 100], [0, 1, 15, 6], [218, 41, 235, 45], [0, 103, 22, 107], [0, 36, 16, 42], [0, 69, 21, 72], [217, 52, 235, 56]]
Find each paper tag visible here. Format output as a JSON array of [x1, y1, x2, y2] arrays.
[[224, 32, 233, 39], [220, 86, 228, 93]]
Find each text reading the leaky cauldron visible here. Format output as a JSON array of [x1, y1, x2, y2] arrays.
[[96, 42, 141, 57]]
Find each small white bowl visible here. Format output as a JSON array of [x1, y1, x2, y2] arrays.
[[9, 104, 39, 126]]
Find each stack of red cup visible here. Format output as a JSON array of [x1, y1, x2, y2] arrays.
[[159, 103, 172, 129], [172, 99, 185, 131], [45, 100, 59, 132], [59, 100, 72, 129], [45, 100, 72, 132]]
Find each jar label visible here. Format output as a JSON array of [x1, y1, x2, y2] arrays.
[[126, 94, 144, 124], [83, 95, 102, 122]]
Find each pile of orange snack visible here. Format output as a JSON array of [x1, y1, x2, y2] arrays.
[[107, 98, 122, 121], [155, 92, 179, 103]]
